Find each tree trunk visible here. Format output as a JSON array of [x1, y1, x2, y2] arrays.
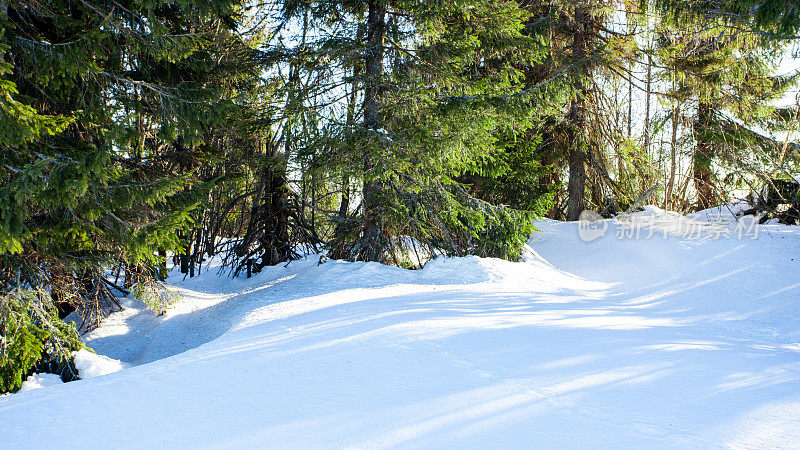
[[329, 65, 360, 260], [644, 54, 652, 155], [338, 64, 359, 223], [566, 6, 590, 221], [359, 1, 386, 261], [666, 103, 679, 209], [233, 138, 292, 275], [157, 249, 167, 281], [627, 70, 633, 140], [625, 22, 635, 143], [693, 101, 715, 209], [339, 175, 350, 219], [265, 171, 290, 267], [179, 234, 189, 274]]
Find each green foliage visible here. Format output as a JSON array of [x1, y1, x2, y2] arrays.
[[0, 0, 272, 394], [437, 185, 538, 261], [465, 129, 557, 214], [614, 138, 661, 203], [328, 175, 537, 266], [297, 0, 553, 262], [0, 289, 83, 394], [131, 269, 180, 315], [647, 0, 797, 207], [647, 0, 800, 39], [0, 41, 71, 148], [0, 0, 259, 315]]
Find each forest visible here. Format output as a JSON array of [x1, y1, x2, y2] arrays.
[[1, 0, 799, 398]]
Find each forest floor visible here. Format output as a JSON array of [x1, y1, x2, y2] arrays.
[[3, 206, 800, 448]]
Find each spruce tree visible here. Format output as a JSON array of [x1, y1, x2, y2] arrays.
[[273, 0, 553, 264], [650, 2, 798, 208], [0, 29, 82, 393], [0, 0, 259, 387]]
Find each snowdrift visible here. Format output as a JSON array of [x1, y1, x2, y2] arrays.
[[2, 210, 800, 448]]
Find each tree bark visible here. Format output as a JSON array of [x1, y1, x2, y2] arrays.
[[157, 249, 167, 281], [338, 64, 359, 222], [179, 234, 189, 274], [693, 101, 715, 209], [627, 71, 633, 139], [359, 1, 386, 261], [566, 5, 590, 221], [666, 102, 679, 209], [692, 101, 716, 209], [644, 54, 652, 155], [234, 137, 291, 274]]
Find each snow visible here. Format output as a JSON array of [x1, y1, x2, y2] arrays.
[[2, 209, 800, 448], [72, 349, 127, 379], [689, 200, 755, 222], [16, 373, 63, 393]]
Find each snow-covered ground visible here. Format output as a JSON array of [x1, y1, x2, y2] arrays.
[[2, 210, 800, 448]]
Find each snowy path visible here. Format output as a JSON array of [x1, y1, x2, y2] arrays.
[[2, 215, 800, 448]]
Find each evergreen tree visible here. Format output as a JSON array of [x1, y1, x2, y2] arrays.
[[650, 1, 798, 208], [0, 29, 81, 393], [274, 0, 553, 264], [507, 0, 646, 219], [0, 0, 258, 388]]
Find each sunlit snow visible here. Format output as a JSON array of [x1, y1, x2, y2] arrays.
[[2, 209, 799, 448]]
